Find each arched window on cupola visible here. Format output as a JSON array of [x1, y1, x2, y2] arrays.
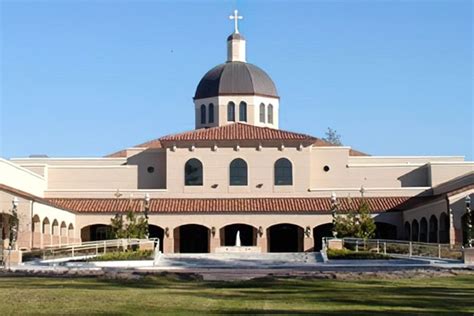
[[259, 103, 265, 123], [229, 158, 248, 186], [200, 104, 206, 124], [239, 101, 247, 122], [268, 104, 274, 124], [227, 102, 235, 122], [208, 103, 215, 123]]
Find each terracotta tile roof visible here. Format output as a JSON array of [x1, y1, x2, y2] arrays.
[[159, 123, 318, 142], [46, 196, 420, 214], [105, 149, 127, 158], [104, 123, 368, 156]]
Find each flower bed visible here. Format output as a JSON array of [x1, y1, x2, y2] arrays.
[[327, 248, 391, 260], [92, 250, 153, 261]]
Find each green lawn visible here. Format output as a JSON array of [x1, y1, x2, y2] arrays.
[[0, 274, 472, 315]]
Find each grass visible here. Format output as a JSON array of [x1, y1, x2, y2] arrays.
[[327, 248, 391, 260], [0, 274, 472, 315]]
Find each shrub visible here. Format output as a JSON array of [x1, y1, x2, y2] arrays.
[[92, 250, 153, 261], [327, 248, 390, 260]]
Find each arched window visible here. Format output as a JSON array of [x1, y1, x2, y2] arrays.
[[239, 101, 247, 122], [274, 158, 293, 185], [184, 158, 203, 186], [200, 104, 206, 124], [229, 158, 248, 186], [268, 104, 274, 124], [208, 103, 214, 124], [259, 103, 265, 123], [227, 102, 235, 121]]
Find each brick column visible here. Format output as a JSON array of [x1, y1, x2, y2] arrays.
[[210, 234, 220, 253]]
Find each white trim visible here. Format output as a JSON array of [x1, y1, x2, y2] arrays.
[[0, 158, 45, 180], [312, 146, 351, 150], [47, 165, 136, 169], [350, 156, 465, 159], [347, 163, 426, 168], [11, 157, 127, 161], [427, 162, 473, 165], [308, 187, 431, 192], [45, 189, 168, 192]]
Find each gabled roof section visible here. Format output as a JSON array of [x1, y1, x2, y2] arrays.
[[47, 196, 417, 214], [104, 123, 368, 156], [159, 123, 317, 142]]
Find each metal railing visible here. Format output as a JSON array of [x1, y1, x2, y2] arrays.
[[22, 238, 159, 262], [323, 237, 463, 260]]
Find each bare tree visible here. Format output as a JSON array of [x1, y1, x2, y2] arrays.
[[322, 127, 342, 146]]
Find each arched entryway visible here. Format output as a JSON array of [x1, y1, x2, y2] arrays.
[[148, 225, 164, 252], [375, 222, 398, 240], [429, 215, 438, 243], [267, 224, 303, 252], [420, 218, 428, 242], [404, 222, 411, 240], [411, 219, 419, 241], [32, 215, 41, 249], [439, 212, 449, 243], [220, 224, 256, 247], [313, 223, 333, 251], [174, 224, 209, 253], [81, 224, 113, 242]]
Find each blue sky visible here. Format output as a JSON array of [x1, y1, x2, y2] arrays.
[[1, 0, 472, 159]]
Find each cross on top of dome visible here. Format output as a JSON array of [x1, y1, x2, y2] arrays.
[[229, 9, 243, 34]]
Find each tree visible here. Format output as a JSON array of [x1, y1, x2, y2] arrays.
[[110, 211, 148, 239], [334, 199, 376, 239], [322, 127, 342, 146]]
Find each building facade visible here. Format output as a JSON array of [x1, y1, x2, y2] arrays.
[[1, 19, 473, 255]]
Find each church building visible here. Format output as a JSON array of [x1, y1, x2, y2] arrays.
[[1, 12, 473, 256]]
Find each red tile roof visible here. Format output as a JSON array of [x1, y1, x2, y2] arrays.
[[47, 196, 419, 214], [159, 123, 318, 142], [105, 123, 368, 157]]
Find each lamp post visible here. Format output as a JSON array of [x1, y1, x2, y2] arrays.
[[144, 193, 150, 239], [466, 195, 472, 248], [331, 192, 338, 238]]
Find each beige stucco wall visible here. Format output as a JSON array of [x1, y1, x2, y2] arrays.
[[165, 144, 310, 197], [194, 95, 279, 129], [0, 158, 46, 197], [127, 149, 166, 189], [429, 163, 474, 186], [47, 165, 138, 190]]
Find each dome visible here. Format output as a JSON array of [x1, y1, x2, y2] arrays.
[[194, 62, 278, 99]]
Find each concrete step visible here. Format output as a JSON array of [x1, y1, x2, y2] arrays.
[[155, 252, 323, 268]]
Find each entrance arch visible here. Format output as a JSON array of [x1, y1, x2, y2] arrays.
[[439, 212, 449, 243], [313, 223, 333, 251], [375, 222, 398, 240], [429, 215, 438, 243], [404, 222, 411, 240], [420, 218, 428, 242], [220, 224, 256, 247], [411, 219, 419, 241], [148, 225, 164, 252], [174, 224, 209, 253], [267, 224, 303, 252], [81, 224, 112, 242]]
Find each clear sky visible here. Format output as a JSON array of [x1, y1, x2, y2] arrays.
[[1, 0, 472, 159]]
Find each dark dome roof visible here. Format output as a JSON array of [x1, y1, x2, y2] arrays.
[[194, 62, 278, 99], [227, 33, 245, 41]]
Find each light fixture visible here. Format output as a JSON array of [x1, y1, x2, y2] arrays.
[[211, 226, 216, 237], [258, 226, 263, 237], [12, 197, 19, 208], [165, 227, 170, 237]]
